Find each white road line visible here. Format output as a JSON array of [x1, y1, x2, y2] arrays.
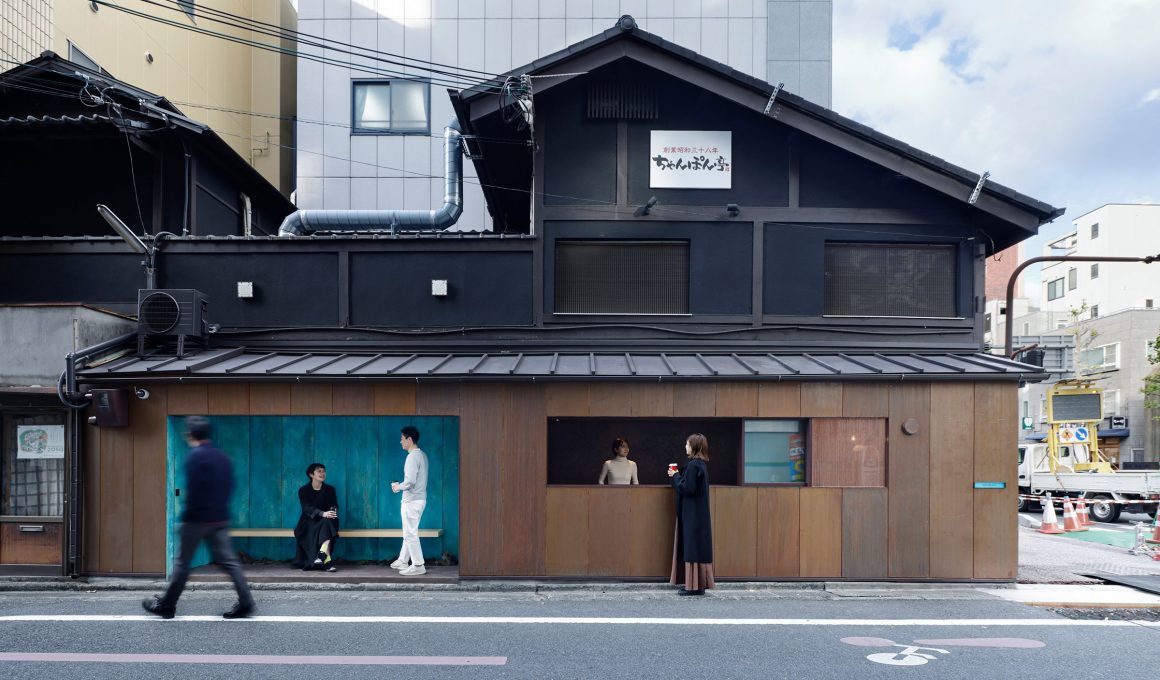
[[1, 615, 1158, 627]]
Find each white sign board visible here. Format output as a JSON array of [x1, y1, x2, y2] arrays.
[[17, 425, 66, 459], [649, 130, 732, 189], [1056, 424, 1090, 444]]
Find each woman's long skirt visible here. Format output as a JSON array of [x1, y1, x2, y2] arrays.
[[669, 523, 715, 590]]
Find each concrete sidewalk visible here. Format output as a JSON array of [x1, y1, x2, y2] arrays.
[[2, 576, 1159, 608]]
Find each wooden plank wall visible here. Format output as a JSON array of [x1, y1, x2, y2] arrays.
[[83, 379, 1018, 581]]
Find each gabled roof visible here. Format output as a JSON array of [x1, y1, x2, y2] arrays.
[[0, 52, 293, 214], [453, 16, 1062, 239]]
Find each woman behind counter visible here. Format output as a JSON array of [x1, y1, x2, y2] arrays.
[[667, 434, 714, 596], [292, 463, 339, 572], [598, 438, 639, 485]]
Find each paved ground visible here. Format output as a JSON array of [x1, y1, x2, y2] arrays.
[[1, 589, 1158, 679], [1016, 511, 1160, 583]]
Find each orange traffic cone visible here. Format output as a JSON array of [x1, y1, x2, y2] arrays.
[[1147, 511, 1160, 546], [1062, 498, 1087, 532], [1037, 494, 1065, 534], [1075, 497, 1092, 526]]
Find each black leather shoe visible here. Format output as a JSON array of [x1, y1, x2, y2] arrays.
[[222, 602, 254, 619], [677, 588, 705, 596], [142, 596, 175, 619]]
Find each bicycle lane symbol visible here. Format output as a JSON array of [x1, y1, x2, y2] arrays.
[[841, 637, 1046, 666]]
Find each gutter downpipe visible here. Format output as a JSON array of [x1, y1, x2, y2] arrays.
[[59, 331, 137, 578], [278, 119, 464, 236], [1004, 254, 1158, 358]]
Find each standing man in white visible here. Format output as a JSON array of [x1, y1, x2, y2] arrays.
[[391, 425, 428, 576]]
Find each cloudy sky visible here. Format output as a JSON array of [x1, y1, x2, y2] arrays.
[[832, 0, 1160, 253]]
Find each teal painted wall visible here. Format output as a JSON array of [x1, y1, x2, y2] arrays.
[[166, 416, 459, 573]]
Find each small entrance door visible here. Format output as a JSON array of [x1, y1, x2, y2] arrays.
[[0, 412, 67, 572]]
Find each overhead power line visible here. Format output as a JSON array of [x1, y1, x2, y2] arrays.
[[148, 0, 501, 80], [91, 1, 505, 92]]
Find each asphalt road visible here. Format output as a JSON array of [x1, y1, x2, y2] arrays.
[[2, 590, 1158, 679]]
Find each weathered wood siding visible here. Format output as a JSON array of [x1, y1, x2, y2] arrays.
[[83, 380, 1017, 581]]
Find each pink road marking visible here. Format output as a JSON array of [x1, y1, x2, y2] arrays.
[[0, 653, 506, 665], [913, 638, 1046, 648]]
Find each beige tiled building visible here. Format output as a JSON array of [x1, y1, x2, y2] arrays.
[[1, 0, 296, 195]]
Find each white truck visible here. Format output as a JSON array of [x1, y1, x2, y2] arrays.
[[1017, 442, 1160, 522]]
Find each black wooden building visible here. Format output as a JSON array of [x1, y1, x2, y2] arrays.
[[1, 20, 1061, 581]]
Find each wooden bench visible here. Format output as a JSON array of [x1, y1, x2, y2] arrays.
[[230, 528, 444, 538]]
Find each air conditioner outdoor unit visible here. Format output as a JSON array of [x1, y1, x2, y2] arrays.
[[136, 289, 208, 356]]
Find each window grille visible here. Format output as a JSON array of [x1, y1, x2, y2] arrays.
[[2, 415, 65, 517], [555, 241, 689, 314], [823, 244, 956, 317]]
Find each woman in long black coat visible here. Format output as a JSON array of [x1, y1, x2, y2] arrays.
[[667, 433, 715, 595], [292, 463, 340, 571]]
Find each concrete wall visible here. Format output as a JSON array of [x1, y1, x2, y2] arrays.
[[1018, 308, 1160, 462], [0, 306, 134, 387], [294, 0, 832, 228], [0, 0, 53, 64]]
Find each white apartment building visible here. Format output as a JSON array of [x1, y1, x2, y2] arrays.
[[1039, 204, 1160, 320], [294, 0, 833, 229], [1016, 204, 1160, 463]]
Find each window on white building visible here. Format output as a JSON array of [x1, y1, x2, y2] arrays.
[[1047, 278, 1065, 300], [1091, 222, 1099, 238], [1090, 263, 1099, 279], [67, 41, 103, 73], [1038, 396, 1047, 423], [1080, 342, 1119, 371], [1067, 268, 1077, 290], [352, 80, 430, 134], [1102, 389, 1120, 416], [1090, 305, 1099, 318]]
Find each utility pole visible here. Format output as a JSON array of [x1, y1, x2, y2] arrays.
[[1004, 254, 1159, 358]]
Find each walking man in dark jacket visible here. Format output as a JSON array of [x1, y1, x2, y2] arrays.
[[143, 416, 255, 619]]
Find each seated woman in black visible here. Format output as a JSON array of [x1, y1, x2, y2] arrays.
[[292, 463, 339, 571]]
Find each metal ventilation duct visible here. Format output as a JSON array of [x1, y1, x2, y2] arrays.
[[278, 119, 465, 236]]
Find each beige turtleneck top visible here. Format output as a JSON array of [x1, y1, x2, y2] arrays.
[[597, 456, 639, 485]]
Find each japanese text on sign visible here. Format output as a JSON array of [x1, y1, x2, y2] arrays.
[[649, 130, 732, 189]]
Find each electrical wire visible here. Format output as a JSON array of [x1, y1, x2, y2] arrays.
[[2, 62, 980, 240], [91, 0, 505, 92], [146, 0, 502, 80]]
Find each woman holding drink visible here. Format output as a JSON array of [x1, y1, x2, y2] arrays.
[[666, 434, 714, 596]]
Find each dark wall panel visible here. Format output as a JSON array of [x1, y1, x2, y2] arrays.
[[165, 253, 340, 327], [350, 252, 532, 327], [625, 70, 790, 207], [0, 253, 142, 305], [537, 61, 790, 209], [542, 77, 617, 207], [799, 136, 964, 212], [544, 221, 752, 316]]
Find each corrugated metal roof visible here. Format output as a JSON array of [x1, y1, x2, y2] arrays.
[[78, 349, 1046, 382]]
